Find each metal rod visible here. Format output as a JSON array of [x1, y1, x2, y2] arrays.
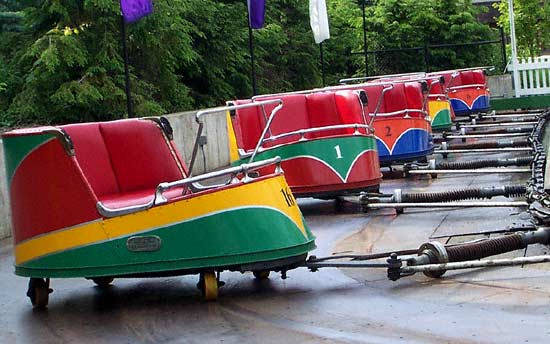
[[308, 249, 419, 262], [401, 255, 550, 274], [499, 26, 507, 69], [407, 168, 531, 174], [459, 122, 536, 129], [320, 42, 326, 86], [477, 113, 539, 119], [248, 24, 257, 96], [361, 0, 368, 77], [444, 133, 529, 139], [364, 201, 528, 209], [303, 262, 388, 269], [120, 16, 132, 118], [434, 148, 532, 154], [429, 225, 536, 239]]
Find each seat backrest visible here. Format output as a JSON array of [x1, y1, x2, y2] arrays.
[[268, 94, 310, 141], [472, 69, 487, 86], [404, 82, 423, 109], [62, 123, 120, 197], [306, 92, 344, 138], [360, 84, 386, 116], [235, 94, 310, 147], [460, 70, 475, 85], [448, 72, 462, 88], [383, 83, 408, 114], [230, 99, 264, 151], [63, 119, 186, 196], [334, 90, 368, 134], [99, 119, 185, 193]]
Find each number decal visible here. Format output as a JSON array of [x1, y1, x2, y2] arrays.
[[385, 126, 392, 137], [280, 187, 295, 207], [334, 145, 343, 159]]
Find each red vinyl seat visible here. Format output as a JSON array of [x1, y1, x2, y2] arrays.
[[383, 83, 408, 114], [62, 119, 187, 210], [231, 90, 368, 150], [460, 71, 475, 85], [472, 70, 487, 86], [403, 82, 425, 118]]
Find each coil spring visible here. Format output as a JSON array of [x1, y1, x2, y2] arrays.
[[401, 185, 526, 203], [502, 185, 528, 197], [436, 156, 532, 170], [446, 234, 525, 262]]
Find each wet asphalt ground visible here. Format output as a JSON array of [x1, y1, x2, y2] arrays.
[[1, 148, 549, 343]]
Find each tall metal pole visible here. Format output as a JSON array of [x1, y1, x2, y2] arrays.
[[499, 26, 507, 70], [320, 42, 326, 86], [508, 0, 520, 97], [120, 16, 133, 118], [361, 1, 368, 77], [248, 25, 258, 96]]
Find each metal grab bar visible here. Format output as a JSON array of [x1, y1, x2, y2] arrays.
[[372, 108, 428, 119], [155, 156, 282, 205], [339, 71, 425, 84], [261, 124, 373, 144], [188, 99, 283, 175], [369, 84, 394, 126], [96, 156, 283, 218], [427, 65, 495, 75], [194, 99, 282, 123], [448, 84, 488, 91]]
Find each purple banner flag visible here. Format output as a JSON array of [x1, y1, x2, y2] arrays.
[[247, 0, 266, 29], [121, 0, 153, 23]]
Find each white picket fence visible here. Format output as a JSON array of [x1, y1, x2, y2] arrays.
[[508, 56, 550, 97]]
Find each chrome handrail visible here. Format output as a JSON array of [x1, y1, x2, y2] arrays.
[[448, 84, 488, 91], [370, 84, 394, 125], [261, 124, 373, 144], [428, 66, 495, 75], [96, 156, 283, 218], [339, 71, 425, 84], [373, 108, 428, 118], [188, 99, 283, 175]]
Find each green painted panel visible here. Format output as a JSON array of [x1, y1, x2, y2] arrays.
[[3, 134, 54, 186], [17, 207, 316, 278], [491, 95, 550, 111], [248, 136, 377, 180], [431, 109, 452, 131]]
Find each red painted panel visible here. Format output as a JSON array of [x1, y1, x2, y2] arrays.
[[373, 117, 431, 151], [11, 140, 99, 244]]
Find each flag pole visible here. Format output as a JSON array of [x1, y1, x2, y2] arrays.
[[248, 24, 258, 96], [320, 42, 326, 86], [120, 16, 133, 118]]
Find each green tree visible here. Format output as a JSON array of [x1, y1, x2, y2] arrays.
[[326, 0, 499, 76], [495, 0, 550, 58]]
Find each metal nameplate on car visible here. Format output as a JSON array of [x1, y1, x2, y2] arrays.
[[126, 236, 162, 252]]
